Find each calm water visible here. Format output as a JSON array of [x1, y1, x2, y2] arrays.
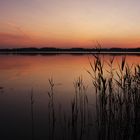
[[0, 54, 140, 140]]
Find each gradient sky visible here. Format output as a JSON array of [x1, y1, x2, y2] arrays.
[[0, 0, 140, 48]]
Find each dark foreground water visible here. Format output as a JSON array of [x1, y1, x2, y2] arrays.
[[0, 54, 140, 140]]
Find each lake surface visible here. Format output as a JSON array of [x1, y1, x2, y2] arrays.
[[0, 54, 140, 140]]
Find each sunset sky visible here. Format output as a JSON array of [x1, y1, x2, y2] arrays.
[[0, 0, 140, 48]]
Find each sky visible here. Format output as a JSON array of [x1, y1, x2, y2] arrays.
[[0, 0, 140, 48]]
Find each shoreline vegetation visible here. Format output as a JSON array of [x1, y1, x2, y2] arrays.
[[42, 55, 140, 140], [0, 47, 140, 55]]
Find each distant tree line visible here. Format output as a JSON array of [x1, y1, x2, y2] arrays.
[[0, 47, 140, 53]]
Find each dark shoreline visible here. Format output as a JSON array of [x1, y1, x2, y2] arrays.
[[0, 51, 140, 56], [0, 47, 140, 55]]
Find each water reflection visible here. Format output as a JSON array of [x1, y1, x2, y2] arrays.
[[0, 54, 140, 139]]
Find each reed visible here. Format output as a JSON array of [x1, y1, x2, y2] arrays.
[[71, 76, 89, 140], [48, 77, 56, 140], [45, 55, 140, 140], [30, 88, 34, 140], [88, 55, 140, 140]]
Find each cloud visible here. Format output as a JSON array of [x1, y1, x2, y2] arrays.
[[6, 22, 31, 39], [0, 22, 36, 47], [0, 32, 28, 40], [0, 32, 32, 48]]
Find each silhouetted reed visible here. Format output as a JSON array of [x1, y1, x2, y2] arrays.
[[71, 76, 89, 140], [48, 78, 56, 140], [45, 55, 140, 140], [30, 89, 34, 140], [88, 55, 140, 140]]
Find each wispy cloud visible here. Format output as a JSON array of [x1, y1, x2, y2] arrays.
[[0, 32, 28, 40], [0, 22, 37, 47], [6, 22, 32, 39]]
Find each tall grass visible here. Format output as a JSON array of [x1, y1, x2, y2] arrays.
[[48, 78, 56, 140], [88, 55, 140, 140], [45, 55, 140, 140], [71, 76, 89, 140], [30, 88, 34, 140]]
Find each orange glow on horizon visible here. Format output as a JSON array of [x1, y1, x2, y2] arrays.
[[1, 31, 140, 48]]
